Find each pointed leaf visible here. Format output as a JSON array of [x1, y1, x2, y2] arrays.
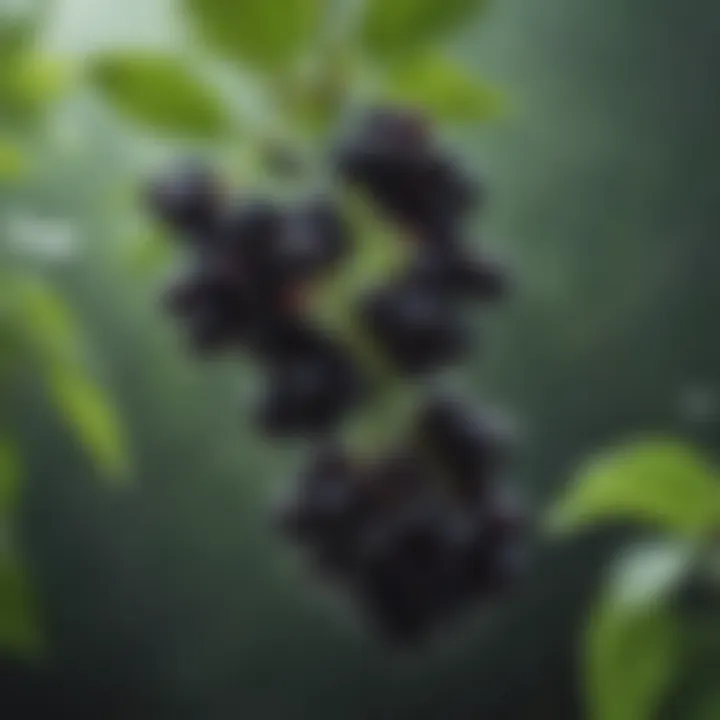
[[90, 53, 230, 138], [13, 274, 83, 367], [47, 367, 130, 483], [384, 53, 505, 123], [0, 138, 28, 181], [362, 0, 491, 59], [549, 440, 720, 536], [0, 53, 71, 122], [8, 275, 130, 482], [586, 544, 685, 720], [0, 0, 43, 60], [183, 0, 325, 70], [0, 21, 31, 60]]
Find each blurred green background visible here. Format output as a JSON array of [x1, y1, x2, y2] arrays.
[[1, 0, 719, 718]]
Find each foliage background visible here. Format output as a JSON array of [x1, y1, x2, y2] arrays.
[[1, 0, 719, 718]]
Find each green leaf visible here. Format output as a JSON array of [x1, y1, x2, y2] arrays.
[[0, 53, 71, 122], [89, 53, 230, 138], [0, 22, 31, 60], [183, 0, 325, 70], [281, 51, 353, 135], [0, 2, 41, 60], [0, 438, 21, 516], [383, 53, 505, 123], [47, 368, 130, 483], [362, 0, 491, 59], [548, 440, 720, 536], [0, 138, 29, 181], [0, 560, 42, 657], [586, 542, 686, 720], [7, 275, 129, 482], [13, 275, 83, 368]]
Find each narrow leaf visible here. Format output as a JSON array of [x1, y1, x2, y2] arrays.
[[9, 275, 130, 482], [13, 274, 83, 367], [0, 2, 41, 59], [585, 542, 687, 720], [587, 600, 678, 720], [47, 368, 130, 483], [362, 0, 491, 59], [0, 53, 71, 121], [383, 53, 505, 123], [0, 138, 28, 181], [549, 439, 720, 536], [90, 53, 230, 138], [183, 0, 325, 70]]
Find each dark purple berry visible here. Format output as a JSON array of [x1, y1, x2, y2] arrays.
[[457, 510, 527, 598], [367, 452, 431, 512], [446, 255, 510, 301], [278, 199, 349, 278], [187, 305, 235, 353], [162, 275, 203, 318], [277, 448, 374, 575], [409, 249, 511, 302], [357, 501, 454, 640], [336, 109, 478, 238], [251, 319, 338, 367], [362, 281, 468, 374], [362, 109, 430, 160], [219, 198, 284, 279], [147, 163, 221, 238], [276, 445, 352, 537], [417, 397, 511, 501], [257, 346, 363, 437], [360, 561, 428, 643], [162, 260, 253, 353]]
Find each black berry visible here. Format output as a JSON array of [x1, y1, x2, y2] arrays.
[[147, 163, 221, 239], [362, 280, 468, 374]]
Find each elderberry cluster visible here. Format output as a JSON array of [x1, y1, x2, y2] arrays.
[[277, 397, 526, 642], [149, 108, 527, 643], [339, 109, 510, 375], [149, 169, 365, 436]]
